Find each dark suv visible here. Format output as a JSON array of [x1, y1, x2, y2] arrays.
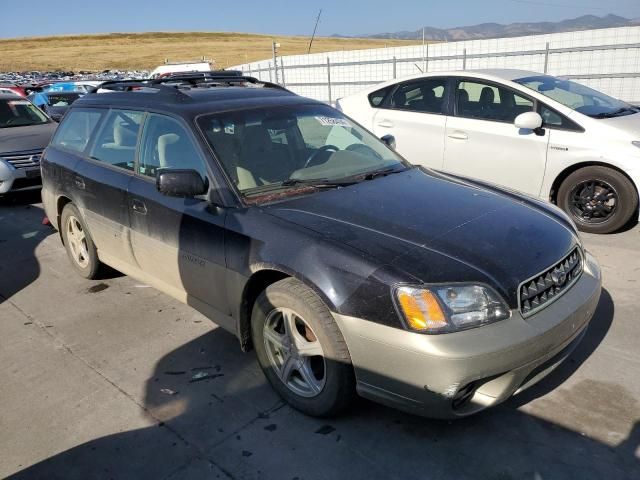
[[41, 75, 601, 418]]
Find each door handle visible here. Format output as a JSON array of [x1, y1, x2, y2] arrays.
[[74, 176, 85, 190], [131, 199, 147, 215], [377, 119, 394, 128], [447, 131, 469, 140]]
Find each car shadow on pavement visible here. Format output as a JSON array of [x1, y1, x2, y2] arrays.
[[0, 192, 54, 305], [9, 286, 639, 480]]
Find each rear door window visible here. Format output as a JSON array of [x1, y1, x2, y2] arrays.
[[390, 78, 448, 114], [89, 109, 144, 171], [51, 109, 103, 153]]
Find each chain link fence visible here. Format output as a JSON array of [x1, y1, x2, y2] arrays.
[[231, 26, 640, 105]]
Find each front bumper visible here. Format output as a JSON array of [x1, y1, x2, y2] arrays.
[[0, 160, 41, 194], [334, 252, 602, 419]]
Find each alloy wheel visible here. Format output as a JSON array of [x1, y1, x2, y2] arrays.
[[569, 179, 618, 225], [65, 215, 90, 269], [262, 307, 326, 398]]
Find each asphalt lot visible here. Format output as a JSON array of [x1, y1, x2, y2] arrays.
[[1, 190, 639, 480]]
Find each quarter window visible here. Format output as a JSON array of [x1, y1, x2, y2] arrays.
[[138, 114, 208, 181], [368, 86, 393, 107], [539, 104, 582, 131], [52, 109, 103, 153], [456, 80, 533, 123], [390, 78, 448, 114], [89, 109, 143, 171]]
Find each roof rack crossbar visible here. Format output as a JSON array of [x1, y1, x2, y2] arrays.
[[150, 74, 288, 91]]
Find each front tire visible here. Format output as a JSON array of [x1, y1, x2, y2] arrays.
[[60, 203, 101, 279], [251, 278, 356, 417], [557, 166, 638, 234]]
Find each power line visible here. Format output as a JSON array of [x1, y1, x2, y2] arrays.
[[308, 9, 322, 54]]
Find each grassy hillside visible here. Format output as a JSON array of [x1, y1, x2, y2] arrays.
[[0, 32, 419, 72]]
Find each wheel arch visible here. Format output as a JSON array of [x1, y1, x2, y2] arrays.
[[237, 266, 340, 352], [56, 195, 73, 243], [549, 161, 639, 205]]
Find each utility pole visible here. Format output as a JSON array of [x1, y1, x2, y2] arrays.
[[308, 9, 322, 54], [272, 41, 280, 84]]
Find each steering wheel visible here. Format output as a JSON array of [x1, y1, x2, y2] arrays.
[[346, 143, 383, 160], [304, 145, 339, 168]]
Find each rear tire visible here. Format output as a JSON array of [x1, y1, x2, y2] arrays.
[[557, 166, 638, 234], [251, 278, 356, 417], [60, 203, 101, 279]]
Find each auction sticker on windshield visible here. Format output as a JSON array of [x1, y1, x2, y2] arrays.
[[315, 116, 350, 127]]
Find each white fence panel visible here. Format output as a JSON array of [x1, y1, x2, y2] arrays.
[[231, 26, 640, 104]]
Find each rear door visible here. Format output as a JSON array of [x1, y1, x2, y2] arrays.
[[71, 108, 143, 266], [371, 77, 449, 169], [127, 112, 230, 320], [442, 79, 549, 196]]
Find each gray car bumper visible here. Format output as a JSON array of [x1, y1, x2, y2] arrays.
[[333, 252, 602, 419]]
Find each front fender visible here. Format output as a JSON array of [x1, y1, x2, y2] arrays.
[[224, 207, 414, 330]]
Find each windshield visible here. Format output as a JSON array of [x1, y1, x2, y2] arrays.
[[515, 75, 637, 119], [198, 104, 407, 198], [0, 98, 50, 128]]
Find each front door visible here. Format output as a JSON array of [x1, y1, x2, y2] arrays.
[[443, 79, 549, 196], [372, 77, 449, 169], [127, 113, 230, 318]]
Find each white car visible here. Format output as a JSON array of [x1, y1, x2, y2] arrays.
[[337, 69, 640, 234]]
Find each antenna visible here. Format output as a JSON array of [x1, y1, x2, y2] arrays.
[[308, 9, 322, 54]]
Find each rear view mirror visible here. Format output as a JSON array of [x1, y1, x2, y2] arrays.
[[514, 112, 543, 131], [381, 134, 396, 149], [157, 169, 207, 197]]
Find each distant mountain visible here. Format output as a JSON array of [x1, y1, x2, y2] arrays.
[[335, 14, 640, 41]]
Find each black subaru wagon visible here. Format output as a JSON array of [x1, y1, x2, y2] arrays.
[[41, 75, 601, 419]]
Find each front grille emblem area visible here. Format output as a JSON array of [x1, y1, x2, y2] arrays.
[[520, 248, 583, 317]]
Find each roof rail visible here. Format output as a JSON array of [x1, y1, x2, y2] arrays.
[[91, 75, 288, 94]]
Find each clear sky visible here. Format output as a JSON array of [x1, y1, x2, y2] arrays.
[[1, 0, 639, 39]]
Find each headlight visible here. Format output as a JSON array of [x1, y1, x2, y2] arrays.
[[395, 284, 510, 334]]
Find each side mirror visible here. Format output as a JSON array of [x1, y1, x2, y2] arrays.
[[381, 134, 396, 149], [514, 111, 543, 130], [156, 169, 207, 198]]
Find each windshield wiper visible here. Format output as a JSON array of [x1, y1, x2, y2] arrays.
[[243, 178, 357, 197], [592, 107, 638, 119], [359, 166, 407, 180]]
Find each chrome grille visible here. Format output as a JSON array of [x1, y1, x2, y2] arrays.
[[2, 150, 43, 169], [519, 248, 583, 317]]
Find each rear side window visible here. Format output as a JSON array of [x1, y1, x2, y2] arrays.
[[368, 86, 393, 107], [52, 109, 103, 153], [390, 78, 448, 114], [89, 109, 144, 171]]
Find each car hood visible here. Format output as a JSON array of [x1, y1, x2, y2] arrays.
[[264, 168, 579, 307], [593, 111, 640, 137], [0, 122, 57, 155]]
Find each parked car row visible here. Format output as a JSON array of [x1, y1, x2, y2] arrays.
[[337, 69, 640, 234], [37, 73, 601, 419]]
